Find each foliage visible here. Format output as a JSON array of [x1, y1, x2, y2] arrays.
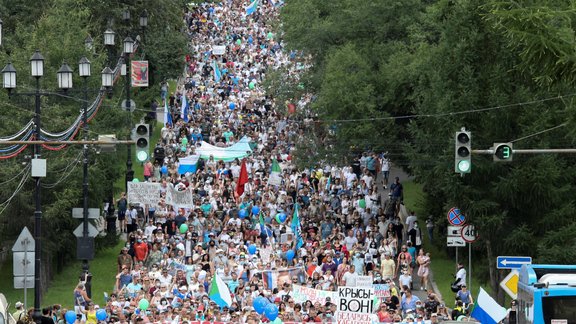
[[0, 0, 185, 299], [279, 0, 576, 302]]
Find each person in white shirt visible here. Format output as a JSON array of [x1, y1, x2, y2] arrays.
[[454, 263, 467, 289], [399, 270, 412, 292], [405, 211, 418, 233], [343, 230, 358, 251], [342, 265, 358, 286]]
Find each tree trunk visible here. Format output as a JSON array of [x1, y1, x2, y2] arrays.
[[486, 238, 505, 304]]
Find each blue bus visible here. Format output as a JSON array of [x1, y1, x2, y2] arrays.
[[517, 264, 576, 323]]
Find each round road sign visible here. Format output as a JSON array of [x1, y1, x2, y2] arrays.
[[447, 207, 466, 226], [461, 224, 477, 243]]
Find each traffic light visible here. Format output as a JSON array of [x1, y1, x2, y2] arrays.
[[455, 129, 471, 173], [494, 143, 513, 162], [134, 123, 149, 162]]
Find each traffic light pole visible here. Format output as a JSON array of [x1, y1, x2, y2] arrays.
[[125, 54, 133, 190], [473, 149, 576, 154]]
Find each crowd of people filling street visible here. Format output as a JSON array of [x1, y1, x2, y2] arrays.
[[8, 1, 488, 323]]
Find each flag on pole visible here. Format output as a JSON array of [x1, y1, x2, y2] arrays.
[[291, 204, 304, 249], [259, 211, 265, 227], [209, 274, 233, 307], [262, 270, 277, 290], [268, 159, 282, 186], [177, 155, 200, 175], [236, 159, 248, 197], [164, 99, 173, 127], [245, 0, 259, 15], [470, 287, 508, 324], [212, 60, 222, 83], [180, 94, 189, 122]]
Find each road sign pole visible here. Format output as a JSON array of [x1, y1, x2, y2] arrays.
[[469, 242, 472, 293], [24, 239, 28, 309], [456, 247, 459, 265]]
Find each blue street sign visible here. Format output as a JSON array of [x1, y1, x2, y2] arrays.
[[447, 207, 466, 226], [497, 256, 532, 269]]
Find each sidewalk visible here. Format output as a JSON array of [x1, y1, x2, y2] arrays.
[[380, 164, 444, 304]]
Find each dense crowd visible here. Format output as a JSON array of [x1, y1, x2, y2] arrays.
[[9, 1, 477, 323]]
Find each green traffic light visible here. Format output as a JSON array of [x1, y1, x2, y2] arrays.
[[458, 160, 471, 173], [136, 151, 148, 162]]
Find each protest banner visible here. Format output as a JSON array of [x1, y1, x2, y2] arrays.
[[355, 275, 373, 287], [165, 184, 195, 208], [127, 182, 161, 205], [338, 287, 375, 314], [336, 311, 373, 324], [131, 61, 149, 87], [260, 245, 272, 264], [373, 284, 391, 299], [212, 45, 226, 55], [292, 285, 337, 305]]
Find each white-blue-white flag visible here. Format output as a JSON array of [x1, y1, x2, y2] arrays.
[[245, 0, 259, 15]]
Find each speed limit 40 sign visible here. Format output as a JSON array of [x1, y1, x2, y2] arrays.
[[461, 224, 478, 243]]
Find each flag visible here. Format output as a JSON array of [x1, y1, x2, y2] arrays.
[[259, 211, 265, 227], [177, 155, 200, 175], [209, 274, 232, 307], [164, 99, 173, 127], [180, 93, 189, 122], [325, 176, 331, 191], [291, 204, 304, 249], [470, 287, 508, 324], [268, 159, 282, 186], [245, 0, 259, 15], [212, 60, 222, 83], [236, 159, 248, 197], [262, 270, 277, 290]]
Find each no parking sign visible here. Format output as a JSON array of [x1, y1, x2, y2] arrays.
[[447, 207, 466, 226]]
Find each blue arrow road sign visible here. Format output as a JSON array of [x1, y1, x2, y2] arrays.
[[497, 256, 532, 269]]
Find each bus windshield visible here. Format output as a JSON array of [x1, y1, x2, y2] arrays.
[[543, 296, 576, 324]]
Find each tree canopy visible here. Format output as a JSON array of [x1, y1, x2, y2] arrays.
[[279, 0, 576, 300]]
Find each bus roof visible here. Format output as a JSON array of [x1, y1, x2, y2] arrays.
[[519, 264, 576, 285]]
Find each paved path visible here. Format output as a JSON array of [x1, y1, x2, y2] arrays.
[[377, 164, 444, 304]]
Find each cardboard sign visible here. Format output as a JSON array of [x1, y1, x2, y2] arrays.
[[292, 285, 337, 306], [336, 311, 373, 324], [165, 184, 194, 208], [337, 287, 375, 314], [373, 284, 391, 298], [355, 275, 373, 287], [127, 182, 161, 205], [212, 45, 226, 55]]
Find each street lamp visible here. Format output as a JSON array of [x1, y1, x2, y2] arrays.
[[139, 10, 148, 28], [101, 67, 113, 88], [78, 55, 92, 298], [1, 62, 16, 90], [56, 62, 73, 90], [123, 9, 131, 23], [103, 29, 116, 46], [123, 36, 134, 54], [30, 50, 44, 77], [123, 36, 134, 189], [84, 35, 93, 52]]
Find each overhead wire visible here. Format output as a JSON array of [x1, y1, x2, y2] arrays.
[[0, 164, 31, 216], [41, 151, 83, 189]]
